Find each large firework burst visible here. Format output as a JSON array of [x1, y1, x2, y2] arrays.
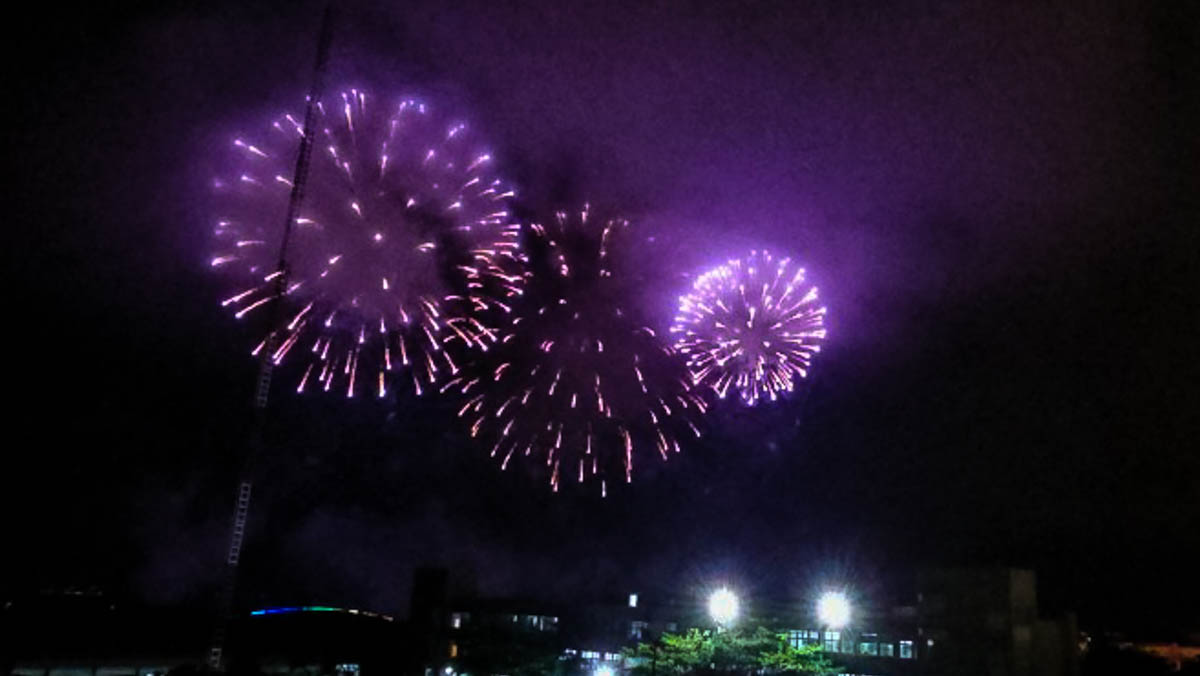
[[671, 250, 826, 406], [210, 88, 522, 398], [442, 206, 706, 495]]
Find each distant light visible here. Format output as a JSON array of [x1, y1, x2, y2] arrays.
[[594, 667, 615, 676], [708, 588, 739, 627], [628, 593, 638, 608], [817, 591, 851, 629]]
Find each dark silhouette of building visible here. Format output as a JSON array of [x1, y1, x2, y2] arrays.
[[3, 589, 417, 676], [917, 568, 1079, 676]]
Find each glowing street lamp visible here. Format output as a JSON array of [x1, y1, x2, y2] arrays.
[[817, 591, 851, 629], [708, 587, 739, 629]]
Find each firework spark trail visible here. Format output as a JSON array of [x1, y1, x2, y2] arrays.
[[211, 88, 524, 397], [671, 250, 826, 406], [443, 206, 706, 494]]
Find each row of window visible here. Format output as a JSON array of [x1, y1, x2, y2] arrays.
[[563, 649, 622, 661], [788, 630, 914, 659], [449, 611, 560, 631]]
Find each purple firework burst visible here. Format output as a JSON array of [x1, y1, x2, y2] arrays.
[[671, 250, 827, 405], [210, 88, 523, 398]]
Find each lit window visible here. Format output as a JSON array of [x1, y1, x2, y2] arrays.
[[859, 641, 878, 655], [900, 640, 914, 659], [581, 650, 600, 659], [823, 630, 840, 652], [840, 638, 855, 654], [790, 629, 819, 647], [450, 613, 463, 629], [631, 620, 649, 639], [629, 593, 638, 608], [880, 642, 894, 657], [448, 642, 458, 658]]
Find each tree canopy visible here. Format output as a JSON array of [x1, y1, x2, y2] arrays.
[[623, 626, 837, 675]]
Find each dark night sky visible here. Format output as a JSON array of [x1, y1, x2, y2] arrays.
[[4, 0, 1198, 635]]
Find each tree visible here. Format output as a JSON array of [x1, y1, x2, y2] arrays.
[[756, 634, 836, 673], [624, 626, 837, 675]]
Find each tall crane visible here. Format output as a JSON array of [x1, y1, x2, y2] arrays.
[[208, 7, 334, 670]]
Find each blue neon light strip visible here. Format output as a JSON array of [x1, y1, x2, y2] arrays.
[[248, 606, 393, 621]]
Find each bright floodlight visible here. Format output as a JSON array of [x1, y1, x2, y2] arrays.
[[594, 667, 615, 676], [708, 587, 739, 627], [817, 591, 851, 628]]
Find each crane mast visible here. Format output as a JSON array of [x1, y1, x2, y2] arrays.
[[208, 7, 334, 670]]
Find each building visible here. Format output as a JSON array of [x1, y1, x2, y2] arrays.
[[916, 568, 1078, 676], [2, 588, 416, 676], [5, 568, 1082, 676], [231, 605, 413, 674], [426, 567, 1079, 676], [3, 587, 206, 676]]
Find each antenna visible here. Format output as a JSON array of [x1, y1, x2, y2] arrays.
[[207, 6, 335, 670]]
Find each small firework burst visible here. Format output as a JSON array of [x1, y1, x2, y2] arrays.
[[210, 88, 523, 398], [672, 250, 826, 405]]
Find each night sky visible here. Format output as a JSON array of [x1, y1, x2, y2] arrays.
[[5, 0, 1198, 635]]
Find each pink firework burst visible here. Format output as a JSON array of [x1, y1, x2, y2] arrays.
[[442, 205, 706, 495]]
